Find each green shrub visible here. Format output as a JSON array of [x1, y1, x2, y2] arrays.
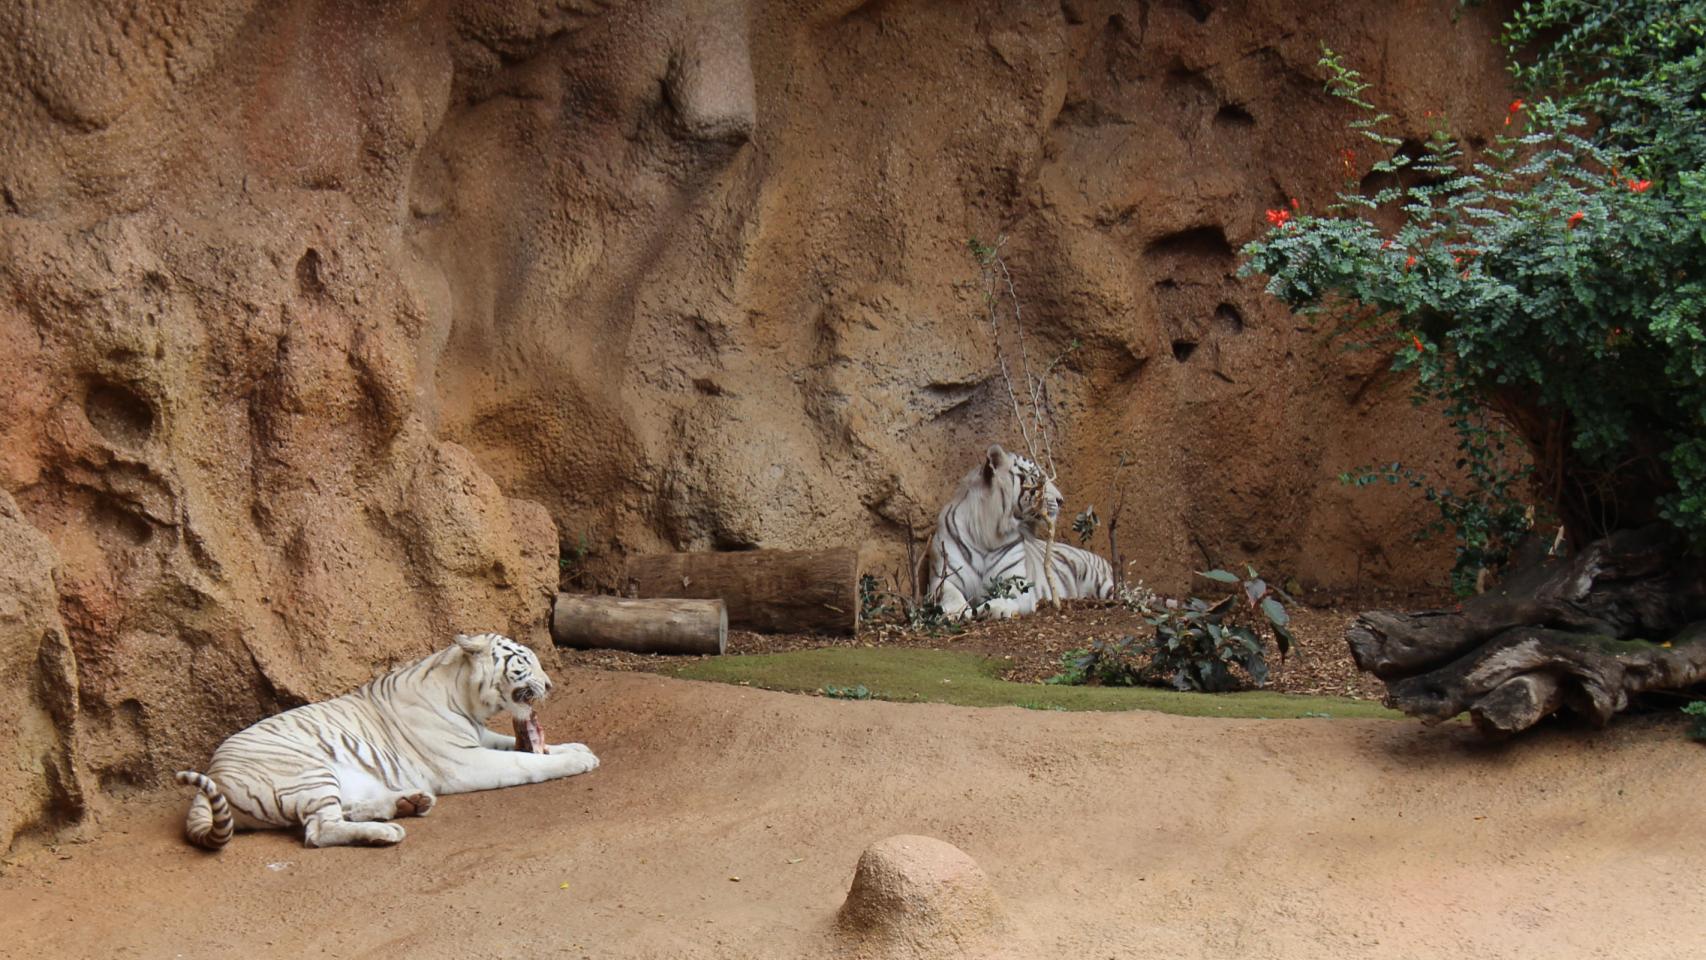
[[1684, 700, 1706, 740], [1243, 2, 1706, 566], [1045, 567, 1293, 693]]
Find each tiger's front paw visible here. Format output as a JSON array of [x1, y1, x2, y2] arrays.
[[548, 743, 599, 773]]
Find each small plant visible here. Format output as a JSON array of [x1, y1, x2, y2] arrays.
[[1116, 579, 1159, 612], [822, 684, 872, 700], [859, 573, 891, 622], [1684, 701, 1706, 741], [1069, 635, 1145, 686], [1141, 596, 1262, 692], [1043, 649, 1088, 685], [558, 531, 596, 588], [981, 575, 1031, 602], [859, 569, 965, 636], [1042, 568, 1293, 693], [1140, 566, 1294, 693], [1072, 507, 1099, 545]]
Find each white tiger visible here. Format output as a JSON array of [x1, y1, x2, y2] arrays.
[[923, 444, 1114, 619], [174, 632, 597, 850]]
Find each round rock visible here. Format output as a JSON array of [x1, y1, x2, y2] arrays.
[[837, 835, 1003, 952]]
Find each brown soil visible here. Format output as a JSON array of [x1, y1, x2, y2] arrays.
[[2, 669, 1700, 960], [558, 595, 1456, 701]]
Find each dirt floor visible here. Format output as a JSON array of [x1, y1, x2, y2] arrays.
[[3, 666, 1702, 960]]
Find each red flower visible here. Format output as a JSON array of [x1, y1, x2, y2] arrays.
[[1266, 208, 1292, 228], [1290, 197, 1300, 210], [1567, 210, 1586, 229], [1412, 334, 1425, 352], [1505, 99, 1523, 126], [1404, 255, 1418, 270], [1629, 179, 1652, 193], [1380, 239, 1394, 250]]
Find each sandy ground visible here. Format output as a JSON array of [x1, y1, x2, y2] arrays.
[[3, 668, 1702, 960]]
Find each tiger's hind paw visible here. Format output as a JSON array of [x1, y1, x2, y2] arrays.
[[395, 792, 436, 818]]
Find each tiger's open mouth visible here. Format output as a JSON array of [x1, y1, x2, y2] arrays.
[[513, 711, 547, 754]]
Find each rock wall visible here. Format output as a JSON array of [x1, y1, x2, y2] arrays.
[[0, 0, 1513, 848]]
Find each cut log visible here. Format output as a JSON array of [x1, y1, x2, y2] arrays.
[[1346, 524, 1706, 736], [552, 595, 728, 655], [622, 547, 860, 635]]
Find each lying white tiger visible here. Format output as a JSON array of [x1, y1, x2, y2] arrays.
[[175, 632, 597, 849], [923, 444, 1114, 619]]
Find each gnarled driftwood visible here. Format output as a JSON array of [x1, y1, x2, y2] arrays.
[[1347, 525, 1706, 735]]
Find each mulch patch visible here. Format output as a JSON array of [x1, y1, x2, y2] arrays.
[[555, 589, 1455, 701]]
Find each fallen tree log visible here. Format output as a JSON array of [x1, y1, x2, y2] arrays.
[[552, 595, 727, 655], [622, 547, 861, 635], [1347, 525, 1706, 735]]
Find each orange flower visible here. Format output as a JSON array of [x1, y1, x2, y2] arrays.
[[1504, 99, 1523, 126], [1404, 255, 1418, 270], [1266, 208, 1292, 228], [1411, 334, 1425, 352], [1629, 179, 1652, 193], [1567, 210, 1586, 229]]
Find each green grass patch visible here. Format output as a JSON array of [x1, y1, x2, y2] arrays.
[[670, 647, 1398, 719]]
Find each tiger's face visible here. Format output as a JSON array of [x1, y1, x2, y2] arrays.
[[984, 444, 1064, 528], [456, 633, 555, 752]]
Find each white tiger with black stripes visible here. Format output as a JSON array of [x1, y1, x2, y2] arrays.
[[174, 632, 596, 849], [924, 444, 1114, 619]]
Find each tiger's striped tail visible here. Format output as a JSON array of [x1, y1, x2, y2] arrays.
[[175, 770, 234, 850]]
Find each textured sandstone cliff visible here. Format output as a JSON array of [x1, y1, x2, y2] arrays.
[[0, 0, 1512, 849]]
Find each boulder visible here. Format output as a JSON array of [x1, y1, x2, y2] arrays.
[[837, 835, 1005, 958]]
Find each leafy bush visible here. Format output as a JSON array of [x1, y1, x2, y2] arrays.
[[1045, 567, 1293, 692], [822, 684, 872, 700], [1243, 2, 1706, 564], [1685, 700, 1706, 740], [1143, 565, 1293, 692]]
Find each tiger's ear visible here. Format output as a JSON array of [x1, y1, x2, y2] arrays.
[[454, 633, 493, 656], [983, 444, 1007, 481]]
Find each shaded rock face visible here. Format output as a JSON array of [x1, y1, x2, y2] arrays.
[[0, 0, 1511, 845]]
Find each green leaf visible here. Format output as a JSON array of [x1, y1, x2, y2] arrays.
[[1198, 569, 1241, 584], [1261, 597, 1291, 627]]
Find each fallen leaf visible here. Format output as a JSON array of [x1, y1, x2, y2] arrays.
[[560, 882, 571, 890], [729, 876, 741, 882], [786, 858, 804, 864]]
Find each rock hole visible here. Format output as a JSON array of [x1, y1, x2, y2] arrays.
[[1214, 103, 1254, 127], [83, 380, 155, 448], [1165, 0, 1214, 22], [1214, 303, 1245, 334], [1144, 225, 1233, 261], [1171, 339, 1198, 362], [295, 248, 326, 299]]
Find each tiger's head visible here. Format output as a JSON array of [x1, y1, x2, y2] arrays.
[[455, 632, 555, 753], [982, 443, 1063, 530]]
